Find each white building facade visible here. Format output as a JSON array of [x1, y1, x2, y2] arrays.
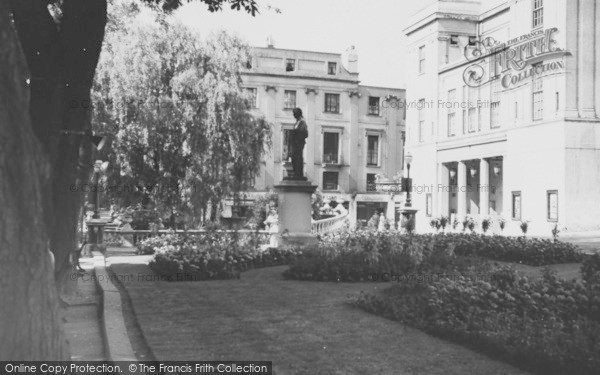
[[404, 0, 600, 235], [238, 45, 406, 227]]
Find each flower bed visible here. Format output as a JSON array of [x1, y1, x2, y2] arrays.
[[354, 255, 600, 375], [147, 235, 299, 281], [284, 232, 488, 282], [283, 231, 585, 283], [438, 233, 584, 265]]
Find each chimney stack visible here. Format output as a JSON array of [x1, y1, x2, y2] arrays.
[[267, 35, 275, 48], [347, 45, 358, 73]]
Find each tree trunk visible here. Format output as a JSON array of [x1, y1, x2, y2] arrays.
[[9, 0, 107, 284], [1, 0, 107, 358], [0, 0, 68, 359]]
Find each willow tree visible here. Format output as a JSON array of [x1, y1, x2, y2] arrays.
[[93, 8, 270, 224], [1, 0, 257, 360]]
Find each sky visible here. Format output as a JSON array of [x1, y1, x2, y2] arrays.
[[174, 0, 437, 88]]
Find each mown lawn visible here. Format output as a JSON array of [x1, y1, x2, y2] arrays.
[[110, 258, 527, 375]]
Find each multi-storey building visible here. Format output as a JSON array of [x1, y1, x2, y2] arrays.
[[235, 43, 406, 226], [404, 0, 600, 235]]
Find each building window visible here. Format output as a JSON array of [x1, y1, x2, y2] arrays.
[[556, 92, 560, 111], [328, 62, 337, 75], [285, 58, 295, 72], [490, 78, 500, 128], [323, 132, 340, 164], [418, 99, 425, 142], [447, 89, 456, 136], [532, 0, 543, 28], [532, 63, 543, 120], [366, 173, 377, 191], [468, 36, 477, 46], [450, 35, 459, 46], [418, 45, 425, 74], [282, 128, 292, 160], [515, 101, 519, 119], [462, 109, 467, 133], [324, 93, 340, 113], [284, 90, 296, 109], [367, 135, 379, 166], [246, 58, 253, 69], [245, 87, 257, 108], [426, 193, 433, 216], [468, 86, 478, 132], [368, 96, 380, 116], [468, 107, 477, 132], [547, 190, 558, 221], [512, 191, 522, 220], [323, 172, 338, 191]]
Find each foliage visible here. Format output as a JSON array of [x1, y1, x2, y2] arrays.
[[439, 216, 449, 231], [481, 217, 491, 233], [285, 232, 584, 283], [403, 217, 415, 234], [520, 221, 529, 236], [284, 231, 488, 282], [93, 5, 271, 222], [246, 191, 278, 230], [551, 223, 560, 242], [355, 266, 600, 375], [147, 234, 299, 280], [439, 233, 584, 266], [130, 209, 161, 230], [498, 217, 506, 231]]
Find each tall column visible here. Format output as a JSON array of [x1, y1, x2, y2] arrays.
[[438, 163, 449, 216], [479, 158, 489, 216], [457, 161, 467, 219]]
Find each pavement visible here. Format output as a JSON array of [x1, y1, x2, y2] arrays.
[[62, 257, 106, 360], [62, 249, 138, 361]]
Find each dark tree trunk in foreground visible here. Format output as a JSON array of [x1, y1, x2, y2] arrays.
[[0, 0, 67, 359], [0, 0, 107, 359]]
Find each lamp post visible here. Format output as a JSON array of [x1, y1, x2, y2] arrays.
[[405, 153, 413, 207], [92, 160, 109, 219]]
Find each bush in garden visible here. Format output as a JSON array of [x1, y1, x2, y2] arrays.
[[481, 217, 491, 233], [440, 233, 584, 266], [284, 231, 488, 282], [137, 233, 184, 255], [551, 223, 560, 242], [499, 217, 506, 231], [439, 215, 449, 231], [520, 220, 529, 236], [148, 240, 300, 281], [355, 265, 600, 375]]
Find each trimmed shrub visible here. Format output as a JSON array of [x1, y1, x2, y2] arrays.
[[356, 266, 600, 375]]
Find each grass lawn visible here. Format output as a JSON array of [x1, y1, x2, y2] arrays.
[[110, 258, 527, 375]]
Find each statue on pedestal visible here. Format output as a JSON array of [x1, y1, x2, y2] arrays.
[[287, 107, 308, 180]]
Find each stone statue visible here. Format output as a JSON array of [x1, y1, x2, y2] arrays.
[[288, 107, 308, 180]]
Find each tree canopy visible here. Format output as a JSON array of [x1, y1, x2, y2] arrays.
[[93, 3, 271, 223]]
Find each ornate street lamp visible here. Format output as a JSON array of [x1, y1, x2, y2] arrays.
[[493, 164, 501, 176], [470, 165, 477, 177], [449, 168, 457, 183], [405, 153, 413, 207], [92, 160, 109, 219]]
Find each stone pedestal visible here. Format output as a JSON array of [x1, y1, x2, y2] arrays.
[[86, 219, 109, 253], [274, 179, 318, 247], [398, 207, 419, 232]]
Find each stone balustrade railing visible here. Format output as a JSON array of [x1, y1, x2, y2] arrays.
[[311, 212, 350, 235]]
